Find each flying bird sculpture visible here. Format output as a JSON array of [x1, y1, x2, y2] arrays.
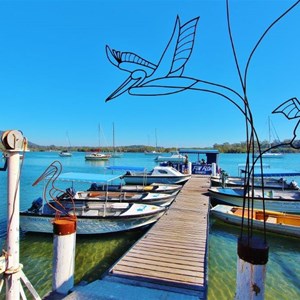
[[105, 16, 244, 113], [106, 17, 200, 101]]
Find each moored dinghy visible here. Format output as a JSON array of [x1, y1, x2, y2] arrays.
[[211, 204, 300, 238], [20, 200, 166, 235], [209, 187, 300, 214]]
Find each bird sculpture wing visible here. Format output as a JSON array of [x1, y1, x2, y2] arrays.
[[272, 97, 300, 120], [153, 16, 199, 79]]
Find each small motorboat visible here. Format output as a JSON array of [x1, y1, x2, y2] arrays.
[[209, 187, 300, 214], [108, 166, 191, 185], [210, 204, 300, 238], [20, 198, 166, 235]]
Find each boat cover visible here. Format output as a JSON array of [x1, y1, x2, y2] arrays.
[[106, 166, 147, 172], [240, 168, 300, 177], [58, 172, 121, 183]]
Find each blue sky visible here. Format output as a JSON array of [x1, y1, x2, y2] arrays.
[[0, 0, 299, 148]]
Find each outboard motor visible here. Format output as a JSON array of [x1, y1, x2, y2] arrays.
[[290, 180, 299, 190], [66, 187, 76, 197], [28, 197, 43, 213], [89, 183, 99, 191]]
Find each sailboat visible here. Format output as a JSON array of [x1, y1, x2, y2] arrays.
[[144, 129, 161, 155], [110, 122, 123, 158], [261, 117, 283, 158], [85, 124, 111, 161], [59, 132, 72, 157]]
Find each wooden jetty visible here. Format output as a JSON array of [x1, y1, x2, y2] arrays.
[[64, 176, 210, 299]]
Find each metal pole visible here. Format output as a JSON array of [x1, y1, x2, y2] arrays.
[[5, 152, 21, 300]]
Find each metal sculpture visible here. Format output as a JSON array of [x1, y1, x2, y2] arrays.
[[105, 1, 299, 298]]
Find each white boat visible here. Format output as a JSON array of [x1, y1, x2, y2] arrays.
[[108, 166, 191, 185], [59, 150, 72, 157], [88, 182, 182, 195], [20, 201, 166, 235], [144, 150, 161, 155], [154, 152, 187, 163], [209, 187, 300, 214], [211, 204, 300, 238], [210, 175, 299, 190], [85, 152, 111, 161], [20, 170, 166, 234]]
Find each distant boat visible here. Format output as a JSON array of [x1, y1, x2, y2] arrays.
[[255, 117, 284, 158], [211, 204, 300, 238], [59, 132, 72, 157], [85, 124, 111, 161], [154, 152, 186, 163], [145, 129, 161, 155], [59, 150, 72, 157], [85, 152, 111, 161]]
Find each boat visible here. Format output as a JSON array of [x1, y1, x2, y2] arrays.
[[85, 152, 111, 161], [144, 129, 161, 155], [255, 117, 284, 158], [154, 152, 187, 163], [211, 175, 299, 190], [209, 187, 300, 214], [20, 201, 166, 235], [59, 150, 72, 157], [107, 166, 191, 185], [85, 124, 111, 161], [20, 170, 166, 234], [210, 204, 300, 238], [88, 182, 182, 195]]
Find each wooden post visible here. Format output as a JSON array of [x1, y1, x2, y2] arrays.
[[235, 236, 269, 299], [52, 218, 77, 295]]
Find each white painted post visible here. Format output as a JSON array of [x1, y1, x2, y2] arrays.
[[235, 236, 269, 300], [52, 218, 77, 295], [211, 162, 217, 176], [6, 152, 21, 300], [188, 161, 192, 174]]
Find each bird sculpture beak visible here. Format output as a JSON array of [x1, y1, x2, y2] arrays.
[[106, 75, 138, 102]]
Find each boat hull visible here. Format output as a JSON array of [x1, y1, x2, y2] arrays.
[[20, 208, 165, 235], [209, 187, 300, 214], [123, 175, 190, 185], [211, 204, 300, 237]]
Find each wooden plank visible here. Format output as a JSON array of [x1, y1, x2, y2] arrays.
[[111, 265, 204, 285]]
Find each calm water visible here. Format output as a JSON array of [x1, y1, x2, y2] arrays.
[[0, 152, 299, 299]]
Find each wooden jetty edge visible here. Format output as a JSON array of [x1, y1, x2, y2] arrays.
[[64, 176, 211, 300]]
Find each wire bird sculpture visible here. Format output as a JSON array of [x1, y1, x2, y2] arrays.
[[32, 160, 76, 217], [105, 0, 299, 265]]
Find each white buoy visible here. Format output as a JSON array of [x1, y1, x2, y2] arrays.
[[52, 218, 77, 295], [235, 236, 269, 299]]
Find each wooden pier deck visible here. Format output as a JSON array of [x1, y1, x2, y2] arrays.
[[65, 176, 211, 300]]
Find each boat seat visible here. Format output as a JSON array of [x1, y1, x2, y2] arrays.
[[267, 216, 277, 224]]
